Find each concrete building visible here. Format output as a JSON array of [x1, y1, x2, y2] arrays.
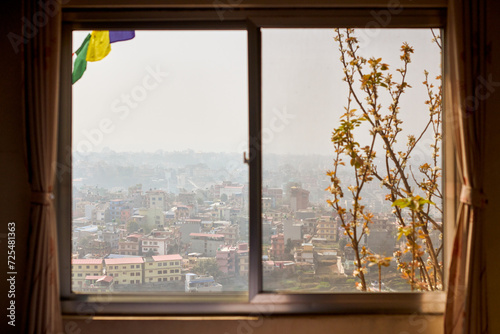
[[295, 243, 314, 264], [72, 259, 104, 291], [268, 233, 285, 260], [104, 257, 144, 285], [141, 235, 168, 256], [216, 246, 237, 275], [316, 216, 338, 242], [283, 220, 303, 242], [144, 254, 182, 283], [145, 189, 168, 210], [237, 243, 249, 277], [189, 233, 225, 257], [118, 234, 142, 256], [178, 219, 201, 243], [216, 223, 239, 246], [290, 187, 310, 211]]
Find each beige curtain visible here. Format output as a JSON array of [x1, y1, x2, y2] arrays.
[[22, 0, 63, 333], [445, 0, 489, 333]]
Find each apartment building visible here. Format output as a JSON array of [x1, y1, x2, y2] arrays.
[[143, 254, 183, 283], [268, 233, 285, 260], [189, 233, 225, 257], [71, 259, 104, 291], [118, 233, 142, 256], [141, 235, 168, 255], [104, 257, 144, 285], [316, 216, 338, 242]]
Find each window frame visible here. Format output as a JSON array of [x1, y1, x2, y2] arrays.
[[57, 5, 451, 316]]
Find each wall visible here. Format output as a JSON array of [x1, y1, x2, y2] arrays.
[[0, 0, 30, 333], [0, 1, 499, 333]]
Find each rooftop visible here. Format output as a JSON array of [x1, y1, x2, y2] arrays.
[[152, 254, 183, 262], [190, 233, 224, 238], [104, 257, 144, 265], [72, 259, 103, 265]]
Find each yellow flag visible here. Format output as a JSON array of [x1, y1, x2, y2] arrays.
[[86, 31, 111, 62]]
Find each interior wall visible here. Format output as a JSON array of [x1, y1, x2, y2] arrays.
[[1, 1, 499, 334], [0, 1, 30, 334], [63, 315, 444, 334]]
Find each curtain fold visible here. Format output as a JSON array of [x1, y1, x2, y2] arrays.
[[22, 0, 63, 333], [444, 0, 489, 333]]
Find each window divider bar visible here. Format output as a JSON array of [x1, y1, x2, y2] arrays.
[[247, 20, 263, 300]]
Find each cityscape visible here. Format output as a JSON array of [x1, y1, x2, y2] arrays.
[[71, 149, 442, 293]]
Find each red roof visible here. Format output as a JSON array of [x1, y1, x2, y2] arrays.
[[104, 257, 144, 265], [72, 259, 103, 265], [152, 254, 183, 262]]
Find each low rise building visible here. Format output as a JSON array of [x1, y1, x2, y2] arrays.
[[216, 246, 237, 275], [72, 259, 104, 291], [143, 254, 182, 283], [141, 235, 168, 256], [118, 233, 142, 256], [316, 216, 338, 242], [104, 257, 144, 285], [189, 233, 225, 257]]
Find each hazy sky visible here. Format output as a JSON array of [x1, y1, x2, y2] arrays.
[[72, 29, 441, 155]]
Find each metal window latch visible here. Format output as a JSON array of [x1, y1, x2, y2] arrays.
[[243, 152, 249, 164]]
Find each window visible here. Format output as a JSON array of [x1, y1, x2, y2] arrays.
[[60, 5, 448, 315]]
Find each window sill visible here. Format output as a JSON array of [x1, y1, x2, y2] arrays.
[[61, 291, 446, 316]]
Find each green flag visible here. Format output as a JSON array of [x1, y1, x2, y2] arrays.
[[72, 34, 91, 84]]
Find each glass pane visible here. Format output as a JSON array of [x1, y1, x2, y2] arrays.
[[262, 28, 442, 292], [71, 30, 249, 294]]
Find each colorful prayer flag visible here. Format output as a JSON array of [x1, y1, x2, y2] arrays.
[[86, 31, 111, 62], [72, 30, 135, 84], [109, 31, 135, 43], [72, 33, 91, 84]]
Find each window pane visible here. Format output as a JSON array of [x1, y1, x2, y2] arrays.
[[262, 29, 442, 292], [71, 30, 249, 294]]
